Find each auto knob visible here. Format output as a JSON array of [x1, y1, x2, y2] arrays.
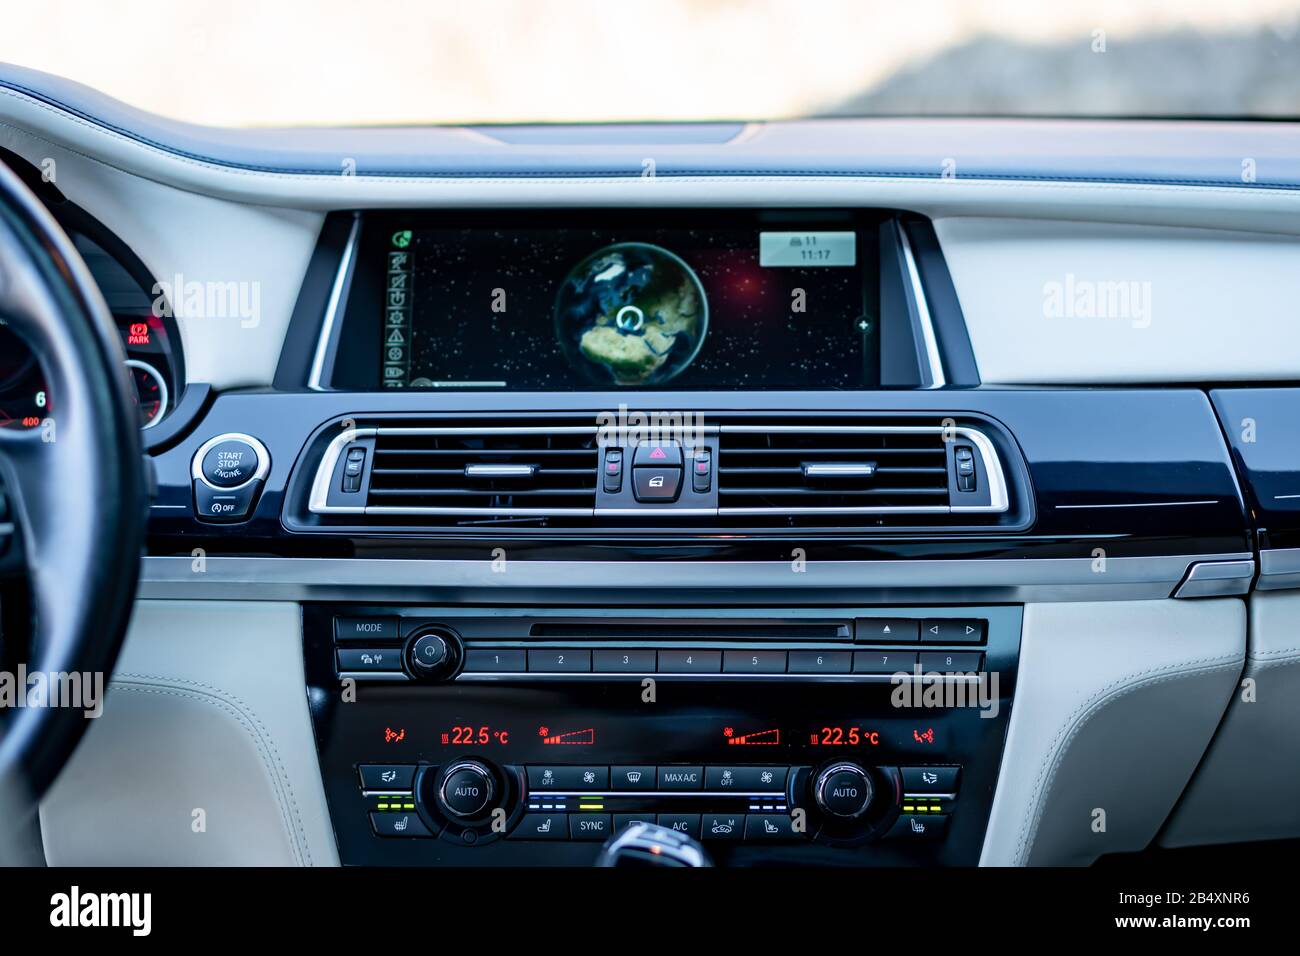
[[405, 626, 462, 681], [813, 762, 875, 818], [437, 760, 496, 819]]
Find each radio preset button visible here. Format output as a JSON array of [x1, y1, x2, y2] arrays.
[[462, 648, 527, 672], [788, 650, 852, 674], [919, 651, 984, 672], [722, 650, 787, 674], [853, 650, 918, 674], [527, 649, 592, 672], [593, 649, 657, 672], [657, 650, 722, 673]]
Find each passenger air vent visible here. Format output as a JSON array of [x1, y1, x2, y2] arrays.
[[716, 420, 1008, 523]]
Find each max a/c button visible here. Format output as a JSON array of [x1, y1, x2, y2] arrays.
[[658, 766, 704, 790]]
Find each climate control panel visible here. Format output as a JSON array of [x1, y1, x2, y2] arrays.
[[304, 603, 1021, 866]]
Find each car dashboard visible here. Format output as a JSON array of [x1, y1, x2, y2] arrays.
[[2, 63, 1298, 871]]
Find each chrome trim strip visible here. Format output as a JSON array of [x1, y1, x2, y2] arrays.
[[1171, 559, 1255, 599], [190, 432, 271, 492], [379, 426, 596, 436], [803, 463, 877, 478], [1258, 548, 1300, 591], [465, 463, 537, 478], [137, 553, 1253, 604], [458, 672, 984, 682], [595, 508, 717, 517], [339, 671, 410, 682], [903, 792, 958, 800], [898, 223, 946, 388], [948, 425, 1009, 514], [365, 506, 595, 516], [720, 506, 950, 515], [307, 213, 361, 391], [523, 790, 785, 798], [1055, 500, 1219, 510], [125, 359, 169, 429]]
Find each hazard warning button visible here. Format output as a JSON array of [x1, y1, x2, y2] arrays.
[[632, 440, 683, 468]]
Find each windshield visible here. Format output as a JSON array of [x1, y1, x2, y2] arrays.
[[4, 0, 1299, 126]]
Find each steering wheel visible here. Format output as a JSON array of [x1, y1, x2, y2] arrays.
[[0, 160, 147, 828]]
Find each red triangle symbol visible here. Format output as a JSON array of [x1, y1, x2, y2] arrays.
[[650, 446, 667, 459]]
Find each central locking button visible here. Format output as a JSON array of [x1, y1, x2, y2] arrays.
[[632, 467, 683, 502]]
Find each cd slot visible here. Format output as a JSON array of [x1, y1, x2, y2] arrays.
[[527, 620, 852, 642]]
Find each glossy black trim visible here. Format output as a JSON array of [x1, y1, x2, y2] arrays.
[[902, 218, 980, 387], [142, 387, 1248, 560], [274, 212, 357, 389], [1211, 387, 1300, 553]]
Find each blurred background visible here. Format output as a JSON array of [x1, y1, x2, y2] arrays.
[[2, 0, 1299, 125]]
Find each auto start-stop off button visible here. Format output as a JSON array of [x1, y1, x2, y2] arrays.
[[192, 433, 270, 523]]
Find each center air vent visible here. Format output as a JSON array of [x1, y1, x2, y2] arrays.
[[301, 414, 1017, 531]]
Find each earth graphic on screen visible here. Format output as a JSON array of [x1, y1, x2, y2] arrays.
[[554, 242, 708, 385]]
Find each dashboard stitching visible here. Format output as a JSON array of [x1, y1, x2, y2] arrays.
[[1014, 655, 1244, 865], [112, 674, 315, 866], [5, 92, 1300, 199]]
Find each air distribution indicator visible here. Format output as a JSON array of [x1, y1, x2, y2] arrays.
[[723, 727, 781, 746], [538, 726, 596, 745]]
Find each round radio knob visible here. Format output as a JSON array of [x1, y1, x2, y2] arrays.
[[405, 627, 461, 681], [438, 761, 495, 819], [814, 763, 874, 819]]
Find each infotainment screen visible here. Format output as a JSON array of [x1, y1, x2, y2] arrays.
[[354, 213, 881, 390]]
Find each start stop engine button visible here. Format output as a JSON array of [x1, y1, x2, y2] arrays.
[[200, 439, 261, 487]]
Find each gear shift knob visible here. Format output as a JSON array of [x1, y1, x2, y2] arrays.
[[595, 821, 712, 867]]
